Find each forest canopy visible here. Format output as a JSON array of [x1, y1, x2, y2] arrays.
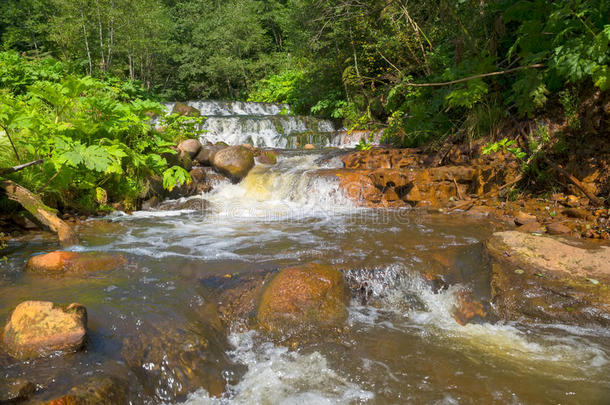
[[1, 0, 609, 146]]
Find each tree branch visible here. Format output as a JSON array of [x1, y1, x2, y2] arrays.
[[0, 159, 44, 176], [405, 64, 544, 87]]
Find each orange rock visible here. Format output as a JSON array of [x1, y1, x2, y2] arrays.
[[453, 290, 486, 326], [2, 301, 87, 359], [26, 251, 127, 276], [257, 263, 349, 334]]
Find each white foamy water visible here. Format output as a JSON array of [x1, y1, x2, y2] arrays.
[[182, 331, 373, 405], [346, 264, 610, 375], [157, 100, 350, 148]]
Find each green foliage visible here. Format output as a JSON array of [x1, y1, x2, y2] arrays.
[[162, 166, 192, 192], [482, 138, 526, 159], [355, 137, 372, 151], [158, 113, 207, 143], [0, 52, 190, 212]]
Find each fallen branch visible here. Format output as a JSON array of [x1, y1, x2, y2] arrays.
[[405, 64, 544, 87], [0, 180, 79, 246], [0, 159, 44, 176], [447, 174, 523, 212], [543, 156, 603, 207]]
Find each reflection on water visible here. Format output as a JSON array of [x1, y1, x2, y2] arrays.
[[1, 153, 609, 404]]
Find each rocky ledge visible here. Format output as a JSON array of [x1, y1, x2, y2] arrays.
[[486, 231, 610, 326]]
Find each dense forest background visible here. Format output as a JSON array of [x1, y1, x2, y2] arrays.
[[0, 0, 608, 217], [2, 0, 608, 143]]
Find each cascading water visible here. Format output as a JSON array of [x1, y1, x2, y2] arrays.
[[2, 149, 609, 404], [159, 100, 364, 148]]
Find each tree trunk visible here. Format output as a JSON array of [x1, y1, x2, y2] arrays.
[[0, 180, 79, 246], [80, 10, 93, 76]]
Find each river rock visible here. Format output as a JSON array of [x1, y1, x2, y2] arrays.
[[256, 150, 278, 165], [212, 146, 255, 182], [2, 301, 87, 359], [178, 139, 202, 158], [122, 318, 239, 401], [514, 211, 537, 226], [26, 251, 127, 276], [171, 102, 200, 117], [546, 221, 571, 235], [156, 197, 210, 212], [516, 221, 544, 233], [44, 376, 128, 405], [303, 144, 316, 150], [256, 263, 349, 334], [0, 378, 37, 403], [562, 207, 589, 219], [486, 231, 610, 326], [194, 144, 226, 166]]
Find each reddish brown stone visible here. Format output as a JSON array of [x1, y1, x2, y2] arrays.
[[26, 251, 127, 276]]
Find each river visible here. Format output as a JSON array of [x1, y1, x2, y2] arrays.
[[1, 102, 609, 404]]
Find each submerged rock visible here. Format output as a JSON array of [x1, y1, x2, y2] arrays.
[[486, 231, 610, 326], [212, 145, 255, 182], [122, 318, 239, 402], [44, 376, 128, 405], [0, 378, 37, 403], [2, 301, 87, 359], [26, 251, 127, 276], [256, 263, 349, 335], [156, 197, 210, 212], [178, 139, 202, 158]]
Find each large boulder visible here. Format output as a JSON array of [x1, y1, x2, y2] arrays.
[[212, 146, 255, 182], [256, 263, 349, 335], [177, 139, 202, 158], [194, 144, 226, 166], [171, 102, 200, 117], [2, 301, 87, 359], [26, 251, 127, 276], [486, 231, 610, 326]]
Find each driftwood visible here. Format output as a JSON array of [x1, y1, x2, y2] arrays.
[[0, 180, 79, 246], [0, 159, 44, 176], [543, 156, 603, 207]]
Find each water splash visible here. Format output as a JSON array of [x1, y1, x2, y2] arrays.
[[181, 331, 373, 404]]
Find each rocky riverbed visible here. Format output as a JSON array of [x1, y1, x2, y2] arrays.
[[1, 144, 609, 404]]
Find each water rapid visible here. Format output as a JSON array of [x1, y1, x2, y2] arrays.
[[159, 100, 363, 148], [2, 150, 609, 404]]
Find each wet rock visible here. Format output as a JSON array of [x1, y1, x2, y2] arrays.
[[156, 197, 210, 211], [341, 148, 421, 169], [2, 301, 87, 359], [453, 290, 487, 326], [303, 144, 316, 150], [212, 146, 255, 182], [514, 211, 537, 226], [189, 167, 206, 184], [26, 251, 127, 276], [256, 263, 349, 334], [546, 222, 571, 235], [0, 378, 37, 403], [256, 150, 278, 165], [516, 221, 544, 233], [194, 144, 226, 166], [44, 376, 128, 405], [122, 319, 238, 402], [178, 139, 202, 158], [486, 231, 610, 326], [171, 102, 200, 117]]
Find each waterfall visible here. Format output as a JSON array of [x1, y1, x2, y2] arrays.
[[159, 100, 366, 148]]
